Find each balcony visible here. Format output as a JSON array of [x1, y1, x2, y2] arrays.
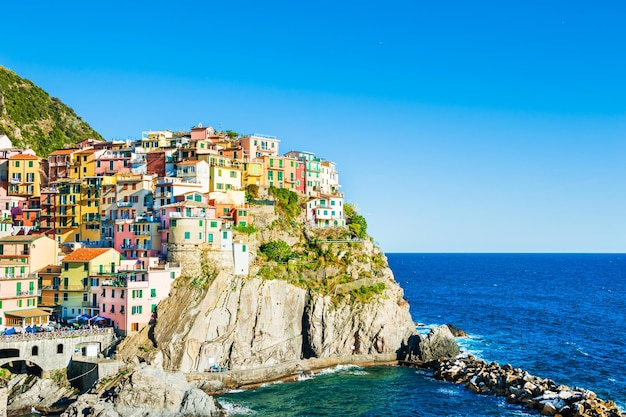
[[169, 212, 207, 219], [42, 285, 60, 290], [61, 285, 88, 291], [83, 214, 101, 223], [10, 178, 21, 184], [0, 273, 37, 280]]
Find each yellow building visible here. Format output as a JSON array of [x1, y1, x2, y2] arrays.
[[141, 130, 172, 151], [242, 161, 264, 187], [52, 179, 82, 243], [8, 154, 41, 198], [70, 149, 99, 180], [59, 247, 121, 320], [80, 176, 115, 244]]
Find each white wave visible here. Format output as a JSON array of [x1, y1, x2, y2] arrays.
[[226, 389, 246, 394], [259, 380, 283, 387], [456, 333, 486, 360], [220, 400, 256, 415], [436, 386, 461, 396], [576, 347, 589, 357], [316, 364, 364, 376]]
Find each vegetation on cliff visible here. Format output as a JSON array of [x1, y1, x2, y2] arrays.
[[0, 66, 103, 156], [249, 193, 388, 303]]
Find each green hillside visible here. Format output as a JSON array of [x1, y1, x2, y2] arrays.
[[0, 66, 103, 156]]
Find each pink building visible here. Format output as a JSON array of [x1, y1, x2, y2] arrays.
[[95, 149, 131, 176], [93, 258, 181, 336], [190, 124, 216, 141], [239, 134, 280, 160], [112, 217, 161, 262]]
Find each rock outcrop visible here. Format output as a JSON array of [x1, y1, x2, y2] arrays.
[[121, 267, 417, 376], [7, 373, 77, 415], [117, 213, 428, 381], [61, 364, 224, 417], [402, 325, 460, 363]]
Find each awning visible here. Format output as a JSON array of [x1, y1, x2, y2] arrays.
[[4, 308, 51, 318]]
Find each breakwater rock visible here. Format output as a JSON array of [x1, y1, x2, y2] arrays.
[[432, 355, 624, 417]]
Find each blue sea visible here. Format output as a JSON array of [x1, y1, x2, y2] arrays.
[[219, 253, 626, 416]]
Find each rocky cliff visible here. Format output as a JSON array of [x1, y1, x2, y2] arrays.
[[119, 242, 417, 376], [61, 199, 460, 416]]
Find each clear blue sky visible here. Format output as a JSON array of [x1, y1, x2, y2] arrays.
[[2, 1, 625, 253]]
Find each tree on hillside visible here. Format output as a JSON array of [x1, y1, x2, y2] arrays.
[[259, 240, 293, 262], [345, 204, 367, 239]]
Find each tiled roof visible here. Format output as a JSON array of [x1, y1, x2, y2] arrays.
[[177, 160, 201, 165], [49, 149, 77, 155], [9, 154, 38, 160], [62, 248, 114, 262], [0, 234, 48, 243]]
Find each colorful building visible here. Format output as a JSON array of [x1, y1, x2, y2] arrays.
[[8, 154, 41, 198], [239, 134, 280, 159], [0, 235, 57, 329], [91, 258, 181, 336], [48, 149, 78, 182], [306, 195, 346, 228], [59, 247, 121, 320]]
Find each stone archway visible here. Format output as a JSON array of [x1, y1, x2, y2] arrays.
[[0, 359, 43, 378]]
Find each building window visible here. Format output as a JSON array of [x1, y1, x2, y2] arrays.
[[150, 288, 156, 297], [184, 232, 190, 240], [63, 293, 68, 301], [57, 344, 64, 354]]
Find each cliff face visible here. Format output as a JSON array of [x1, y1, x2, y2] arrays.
[[116, 201, 457, 384], [118, 202, 417, 374], [121, 258, 415, 374]]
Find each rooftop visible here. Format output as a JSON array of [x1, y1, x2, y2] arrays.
[[63, 248, 116, 262]]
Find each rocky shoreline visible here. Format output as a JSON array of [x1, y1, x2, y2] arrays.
[[427, 355, 624, 417]]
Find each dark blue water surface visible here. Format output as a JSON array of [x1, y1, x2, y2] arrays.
[[219, 253, 625, 416]]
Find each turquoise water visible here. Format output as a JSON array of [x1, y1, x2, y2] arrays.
[[219, 253, 626, 416]]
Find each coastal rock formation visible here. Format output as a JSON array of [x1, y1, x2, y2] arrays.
[[402, 325, 460, 363], [61, 364, 224, 417], [7, 373, 77, 415], [444, 323, 469, 338], [116, 209, 427, 380], [432, 355, 624, 417], [121, 267, 417, 375]]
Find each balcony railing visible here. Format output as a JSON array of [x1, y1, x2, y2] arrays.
[[0, 273, 37, 280]]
